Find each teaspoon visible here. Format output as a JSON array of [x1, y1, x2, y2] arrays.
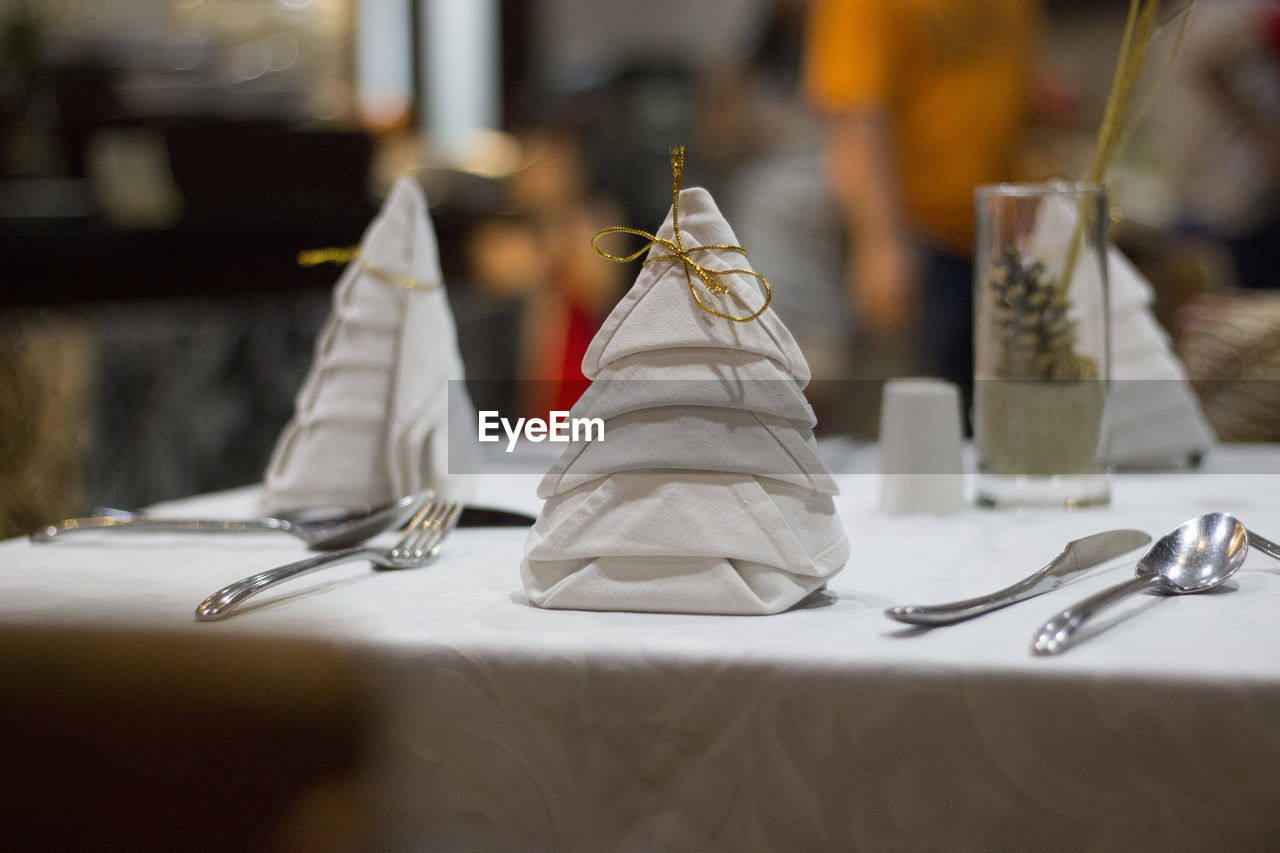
[[1032, 512, 1248, 656]]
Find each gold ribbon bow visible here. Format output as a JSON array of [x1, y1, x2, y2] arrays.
[[297, 247, 439, 293], [591, 147, 771, 323]]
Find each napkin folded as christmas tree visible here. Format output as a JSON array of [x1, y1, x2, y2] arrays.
[[1034, 196, 1215, 467], [261, 176, 476, 513], [521, 181, 849, 615]]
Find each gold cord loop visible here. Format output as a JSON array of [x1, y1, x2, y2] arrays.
[[296, 247, 439, 292], [591, 147, 771, 322]]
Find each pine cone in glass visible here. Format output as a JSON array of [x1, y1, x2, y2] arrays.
[[987, 251, 1098, 381]]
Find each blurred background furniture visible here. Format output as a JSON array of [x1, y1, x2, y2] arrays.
[[1178, 290, 1280, 442]]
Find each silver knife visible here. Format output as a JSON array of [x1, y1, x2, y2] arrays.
[[885, 529, 1151, 626], [458, 506, 537, 527]]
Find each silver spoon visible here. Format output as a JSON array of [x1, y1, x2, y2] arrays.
[[1032, 512, 1248, 656], [29, 490, 432, 550], [1248, 528, 1280, 561]]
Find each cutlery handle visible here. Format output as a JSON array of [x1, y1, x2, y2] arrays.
[[885, 529, 1152, 627], [32, 516, 285, 541], [195, 545, 369, 621], [1031, 575, 1156, 656], [887, 589, 1038, 626], [1247, 528, 1280, 562]]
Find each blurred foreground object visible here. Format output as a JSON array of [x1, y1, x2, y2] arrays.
[[0, 314, 92, 539]]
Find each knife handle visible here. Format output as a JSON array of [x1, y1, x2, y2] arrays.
[[886, 586, 1042, 626], [31, 516, 284, 541]]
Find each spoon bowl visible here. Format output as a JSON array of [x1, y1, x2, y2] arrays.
[[30, 490, 433, 550], [1033, 512, 1248, 655], [1135, 512, 1249, 591]]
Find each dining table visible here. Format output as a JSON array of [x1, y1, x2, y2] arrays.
[[3, 440, 1279, 852]]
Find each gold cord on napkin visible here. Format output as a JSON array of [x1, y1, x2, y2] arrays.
[[297, 247, 440, 293], [592, 147, 772, 323]]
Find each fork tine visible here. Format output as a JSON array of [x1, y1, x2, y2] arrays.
[[417, 502, 462, 556], [394, 493, 439, 548], [400, 499, 450, 556], [407, 494, 463, 555]]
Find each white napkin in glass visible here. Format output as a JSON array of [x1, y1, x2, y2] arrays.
[[521, 187, 849, 615], [261, 176, 476, 513], [1033, 196, 1215, 467]]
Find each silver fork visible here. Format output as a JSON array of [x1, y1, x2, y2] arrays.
[[195, 496, 462, 621]]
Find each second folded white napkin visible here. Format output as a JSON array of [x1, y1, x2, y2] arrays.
[[262, 176, 476, 513], [1033, 195, 1215, 467]]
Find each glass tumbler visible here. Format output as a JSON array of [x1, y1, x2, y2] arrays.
[[973, 182, 1111, 509]]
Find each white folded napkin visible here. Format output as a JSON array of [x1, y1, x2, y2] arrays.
[[583, 188, 811, 385], [521, 186, 849, 615], [1106, 246, 1216, 466], [538, 407, 838, 497], [524, 473, 848, 614], [261, 176, 476, 513], [565, 348, 816, 425], [1033, 196, 1215, 467]]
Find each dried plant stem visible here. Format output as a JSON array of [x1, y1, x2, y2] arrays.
[[1060, 0, 1192, 291], [1089, 0, 1155, 183], [1112, 6, 1194, 171]]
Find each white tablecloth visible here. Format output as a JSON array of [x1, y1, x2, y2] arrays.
[[3, 443, 1280, 850]]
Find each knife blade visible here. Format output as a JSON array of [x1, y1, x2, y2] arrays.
[[885, 529, 1152, 626], [457, 506, 537, 527]]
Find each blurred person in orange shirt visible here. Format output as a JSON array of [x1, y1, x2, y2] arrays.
[[803, 0, 1043, 393]]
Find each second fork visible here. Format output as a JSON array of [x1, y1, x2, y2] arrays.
[[195, 497, 461, 621]]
